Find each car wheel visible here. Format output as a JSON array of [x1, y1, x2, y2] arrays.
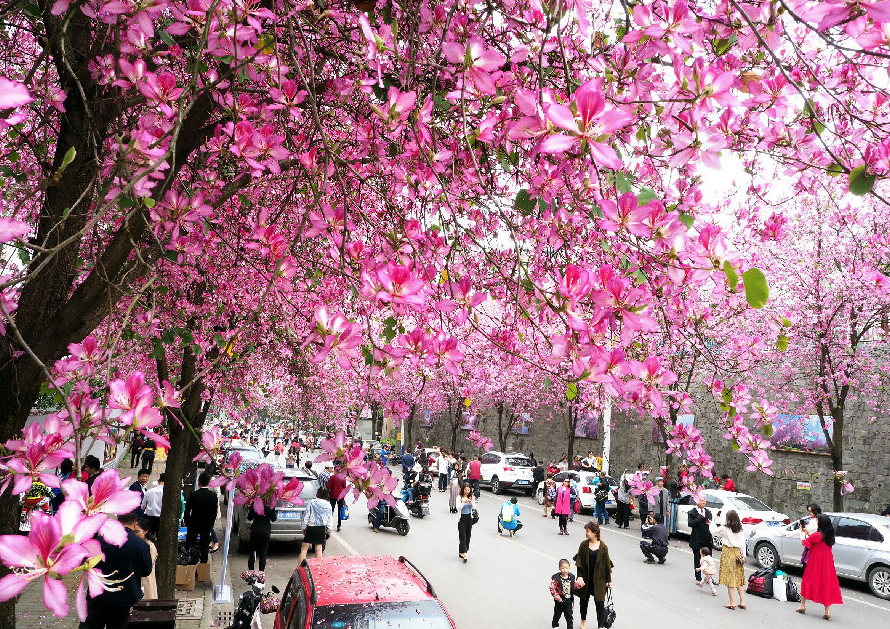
[[755, 542, 779, 569], [867, 565, 890, 600], [491, 476, 502, 494], [526, 489, 534, 497], [396, 520, 410, 536]]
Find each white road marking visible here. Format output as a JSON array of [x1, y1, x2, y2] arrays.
[[330, 530, 360, 557]]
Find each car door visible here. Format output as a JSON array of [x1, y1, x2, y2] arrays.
[[833, 516, 879, 578], [479, 454, 499, 483], [777, 520, 805, 564]]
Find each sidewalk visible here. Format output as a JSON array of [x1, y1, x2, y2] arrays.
[[14, 451, 216, 629]]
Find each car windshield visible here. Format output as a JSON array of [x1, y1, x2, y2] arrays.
[[312, 600, 452, 629], [585, 476, 614, 485], [231, 448, 262, 461], [732, 496, 771, 511], [506, 457, 532, 467]]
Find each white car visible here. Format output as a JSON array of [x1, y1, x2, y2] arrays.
[[479, 451, 535, 494], [676, 489, 789, 549], [536, 471, 618, 514]]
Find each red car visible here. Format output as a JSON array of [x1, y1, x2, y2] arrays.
[[274, 555, 456, 629]]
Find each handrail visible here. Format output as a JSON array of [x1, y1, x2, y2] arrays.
[[398, 556, 437, 598]]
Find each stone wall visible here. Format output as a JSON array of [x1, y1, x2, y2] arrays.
[[413, 397, 890, 518]]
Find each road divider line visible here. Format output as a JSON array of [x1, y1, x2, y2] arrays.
[[331, 531, 360, 557]]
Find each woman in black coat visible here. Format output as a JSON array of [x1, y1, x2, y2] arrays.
[[247, 504, 277, 572], [574, 521, 613, 629]]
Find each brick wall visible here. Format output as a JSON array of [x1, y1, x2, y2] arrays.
[[413, 396, 890, 517]]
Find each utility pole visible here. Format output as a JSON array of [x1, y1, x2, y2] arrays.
[[602, 397, 612, 475]]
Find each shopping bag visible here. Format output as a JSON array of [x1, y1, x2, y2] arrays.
[[603, 589, 616, 628], [746, 568, 775, 598], [773, 577, 787, 601], [573, 500, 582, 514], [785, 577, 801, 602], [339, 503, 350, 521]]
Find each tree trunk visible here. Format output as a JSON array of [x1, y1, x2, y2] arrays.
[[566, 404, 576, 466], [831, 409, 845, 512], [404, 404, 415, 451], [496, 403, 507, 452], [157, 417, 193, 598]]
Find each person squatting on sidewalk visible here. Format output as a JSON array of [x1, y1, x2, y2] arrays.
[[550, 558, 585, 629], [640, 513, 669, 563], [696, 547, 718, 595]]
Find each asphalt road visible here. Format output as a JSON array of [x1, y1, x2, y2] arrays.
[[226, 455, 890, 628]]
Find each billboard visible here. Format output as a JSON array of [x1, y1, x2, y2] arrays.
[[574, 412, 599, 438], [652, 414, 694, 444], [771, 413, 830, 454], [420, 409, 433, 426], [459, 411, 478, 430], [510, 412, 531, 435]]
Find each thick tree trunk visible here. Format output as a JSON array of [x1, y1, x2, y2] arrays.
[[497, 403, 507, 452], [404, 404, 415, 452], [157, 420, 193, 599], [566, 404, 576, 466], [831, 409, 844, 512]]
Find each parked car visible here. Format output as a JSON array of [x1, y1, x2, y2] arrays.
[[674, 489, 789, 549], [536, 471, 618, 514], [748, 512, 890, 600], [274, 555, 456, 629], [234, 467, 319, 551], [478, 451, 535, 494]]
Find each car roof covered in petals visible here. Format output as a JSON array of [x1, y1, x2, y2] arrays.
[[306, 555, 436, 606]]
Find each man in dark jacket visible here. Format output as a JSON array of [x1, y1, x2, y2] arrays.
[[128, 469, 150, 518], [184, 472, 219, 564], [83, 455, 102, 493], [83, 511, 152, 629], [640, 513, 670, 564], [129, 433, 143, 468], [532, 463, 546, 497], [687, 495, 713, 582]]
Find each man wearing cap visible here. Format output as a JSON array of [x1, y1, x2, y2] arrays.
[[652, 476, 671, 521]]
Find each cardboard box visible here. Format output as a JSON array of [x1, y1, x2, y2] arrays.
[[175, 564, 195, 591], [196, 562, 211, 583]]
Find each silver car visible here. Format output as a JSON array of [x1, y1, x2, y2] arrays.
[[747, 511, 890, 600], [233, 467, 319, 552]]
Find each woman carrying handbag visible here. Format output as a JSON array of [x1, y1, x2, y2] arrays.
[[574, 521, 614, 629], [457, 484, 476, 563], [718, 510, 747, 610]]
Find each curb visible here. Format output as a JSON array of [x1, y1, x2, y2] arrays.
[[200, 585, 213, 629]]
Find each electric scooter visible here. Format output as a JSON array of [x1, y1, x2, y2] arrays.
[[368, 500, 411, 536]]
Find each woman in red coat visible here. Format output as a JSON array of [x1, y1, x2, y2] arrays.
[[797, 513, 843, 620], [554, 478, 573, 535]]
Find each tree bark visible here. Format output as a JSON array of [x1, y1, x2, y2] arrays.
[[831, 408, 844, 512], [565, 404, 577, 466], [404, 404, 415, 452]]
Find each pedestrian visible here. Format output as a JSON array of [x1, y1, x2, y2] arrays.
[[183, 472, 218, 565], [634, 463, 650, 525], [721, 473, 736, 492], [299, 487, 333, 562], [695, 547, 718, 595], [247, 504, 277, 572], [548, 460, 559, 476], [544, 474, 557, 518], [555, 478, 572, 534], [130, 432, 143, 468], [573, 522, 613, 629], [572, 456, 582, 471], [134, 518, 158, 600], [83, 455, 101, 493], [719, 510, 747, 609], [615, 473, 632, 529], [593, 472, 610, 526], [881, 503, 890, 517], [141, 473, 165, 536], [498, 497, 522, 536], [550, 558, 585, 629], [50, 458, 74, 513], [665, 481, 680, 535], [803, 502, 822, 534], [533, 461, 546, 497], [640, 513, 669, 564], [580, 451, 596, 472], [141, 440, 155, 473], [317, 461, 333, 489], [436, 450, 449, 492], [797, 513, 843, 620], [467, 455, 482, 499], [457, 484, 475, 563], [82, 511, 152, 629], [558, 454, 569, 472], [327, 470, 347, 532], [651, 477, 670, 522], [688, 494, 714, 584], [569, 476, 579, 522], [448, 473, 460, 513], [129, 469, 150, 518]]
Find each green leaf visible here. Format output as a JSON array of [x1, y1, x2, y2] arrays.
[[59, 146, 76, 173], [636, 187, 658, 206], [544, 376, 552, 391], [761, 423, 774, 438], [731, 441, 740, 451], [776, 334, 789, 352], [143, 197, 156, 208], [742, 268, 769, 309], [722, 260, 739, 292], [567, 382, 578, 401], [781, 317, 792, 327], [848, 166, 876, 196], [615, 172, 633, 193], [17, 248, 30, 266], [678, 212, 694, 229], [213, 333, 226, 348], [514, 189, 536, 216], [826, 163, 844, 177]]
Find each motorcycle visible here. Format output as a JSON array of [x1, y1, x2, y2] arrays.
[[368, 500, 411, 536], [227, 571, 279, 629], [405, 473, 432, 518], [20, 482, 53, 533]]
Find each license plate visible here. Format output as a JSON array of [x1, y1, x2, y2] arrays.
[[278, 511, 301, 519], [515, 480, 529, 485], [767, 521, 783, 526]]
